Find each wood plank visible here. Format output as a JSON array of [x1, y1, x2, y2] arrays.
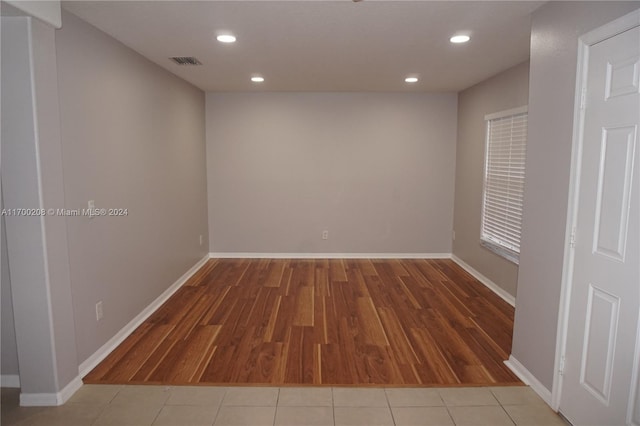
[[409, 327, 460, 384], [377, 307, 420, 365], [83, 322, 154, 382], [320, 343, 349, 385], [263, 295, 282, 343], [329, 259, 348, 282], [293, 286, 314, 326], [183, 259, 218, 287], [199, 345, 237, 383], [151, 325, 221, 383], [314, 266, 330, 297], [355, 297, 389, 347], [101, 324, 175, 382], [246, 342, 283, 383], [263, 260, 286, 288]]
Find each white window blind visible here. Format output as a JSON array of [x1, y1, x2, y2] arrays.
[[481, 106, 528, 264]]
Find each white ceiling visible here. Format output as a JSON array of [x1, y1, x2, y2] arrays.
[[62, 1, 543, 92]]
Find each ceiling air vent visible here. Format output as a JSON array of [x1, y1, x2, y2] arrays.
[[170, 57, 202, 66]]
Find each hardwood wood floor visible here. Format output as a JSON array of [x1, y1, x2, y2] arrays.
[[84, 259, 521, 387]]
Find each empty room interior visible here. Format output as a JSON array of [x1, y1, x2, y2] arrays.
[[1, 1, 639, 425]]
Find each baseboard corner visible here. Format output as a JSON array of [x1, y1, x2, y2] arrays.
[[19, 375, 82, 406], [504, 355, 553, 407]]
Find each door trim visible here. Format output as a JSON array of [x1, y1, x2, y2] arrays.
[[553, 8, 640, 414]]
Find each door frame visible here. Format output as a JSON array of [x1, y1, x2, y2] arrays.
[[552, 8, 640, 417]]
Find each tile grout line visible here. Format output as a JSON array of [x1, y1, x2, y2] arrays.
[[209, 386, 227, 426], [500, 404, 518, 426], [89, 385, 124, 426], [498, 400, 519, 426], [435, 389, 456, 426], [150, 385, 169, 426], [490, 387, 518, 426], [383, 388, 397, 426], [489, 388, 518, 425], [88, 398, 109, 426], [436, 387, 459, 426], [331, 387, 336, 426], [273, 387, 280, 426]]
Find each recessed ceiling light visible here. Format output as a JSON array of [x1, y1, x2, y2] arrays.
[[450, 35, 470, 44], [251, 76, 265, 83], [216, 34, 236, 43], [405, 77, 419, 83]]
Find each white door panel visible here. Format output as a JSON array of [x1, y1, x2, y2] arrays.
[[561, 24, 639, 426]]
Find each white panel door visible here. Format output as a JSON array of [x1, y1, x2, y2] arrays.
[[561, 24, 639, 426]]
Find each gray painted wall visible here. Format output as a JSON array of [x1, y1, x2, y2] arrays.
[[56, 10, 209, 363], [206, 92, 457, 254], [453, 61, 530, 298], [512, 1, 639, 391], [1, 215, 19, 378]]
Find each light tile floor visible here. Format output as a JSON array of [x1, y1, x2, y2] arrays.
[[1, 385, 569, 426]]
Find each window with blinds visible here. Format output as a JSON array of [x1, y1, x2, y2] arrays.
[[481, 106, 528, 264]]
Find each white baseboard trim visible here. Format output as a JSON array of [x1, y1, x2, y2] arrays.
[[451, 254, 516, 307], [1, 374, 20, 388], [504, 355, 553, 407], [209, 252, 452, 260], [19, 375, 82, 407], [78, 254, 210, 377]]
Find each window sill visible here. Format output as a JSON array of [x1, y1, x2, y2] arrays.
[[480, 239, 520, 265]]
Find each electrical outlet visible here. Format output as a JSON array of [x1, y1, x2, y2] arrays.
[[452, 230, 456, 241], [95, 301, 103, 321], [199, 235, 203, 246], [322, 230, 329, 240]]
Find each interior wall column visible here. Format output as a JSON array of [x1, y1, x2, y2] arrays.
[[1, 14, 80, 405]]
